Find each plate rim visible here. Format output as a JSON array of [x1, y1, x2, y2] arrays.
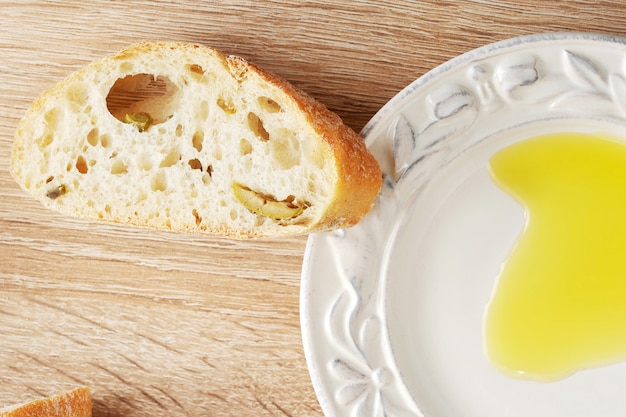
[[361, 31, 626, 143]]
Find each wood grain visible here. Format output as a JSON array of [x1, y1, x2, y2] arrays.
[[3, 1, 626, 416]]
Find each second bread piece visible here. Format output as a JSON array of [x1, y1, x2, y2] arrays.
[[10, 41, 382, 238], [0, 387, 91, 417]]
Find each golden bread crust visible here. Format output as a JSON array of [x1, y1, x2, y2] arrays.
[[0, 387, 91, 417]]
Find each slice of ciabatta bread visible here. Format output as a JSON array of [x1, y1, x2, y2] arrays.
[[10, 41, 381, 238], [0, 387, 91, 417]]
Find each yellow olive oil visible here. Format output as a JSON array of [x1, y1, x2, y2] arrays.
[[484, 132, 626, 381]]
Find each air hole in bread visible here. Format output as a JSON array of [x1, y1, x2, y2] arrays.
[[75, 155, 88, 174], [100, 134, 112, 148], [239, 138, 252, 155], [106, 73, 180, 127], [213, 146, 222, 161], [139, 154, 152, 171], [202, 173, 211, 185], [86, 128, 99, 146], [151, 171, 167, 192], [111, 159, 128, 175], [192, 209, 202, 225], [199, 100, 209, 119], [188, 158, 203, 170], [192, 131, 204, 152], [119, 61, 134, 73], [248, 112, 269, 141], [175, 124, 183, 137], [258, 96, 282, 113], [160, 148, 180, 168], [44, 108, 62, 130], [230, 209, 238, 220], [36, 134, 54, 149], [217, 97, 236, 114], [66, 83, 88, 110], [270, 129, 300, 170], [186, 64, 204, 81]]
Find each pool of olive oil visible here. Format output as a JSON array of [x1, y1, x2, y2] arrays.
[[484, 132, 626, 381]]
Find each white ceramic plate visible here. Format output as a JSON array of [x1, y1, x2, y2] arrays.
[[300, 33, 626, 417]]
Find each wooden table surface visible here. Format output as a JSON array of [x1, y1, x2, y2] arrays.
[[2, 1, 626, 416]]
